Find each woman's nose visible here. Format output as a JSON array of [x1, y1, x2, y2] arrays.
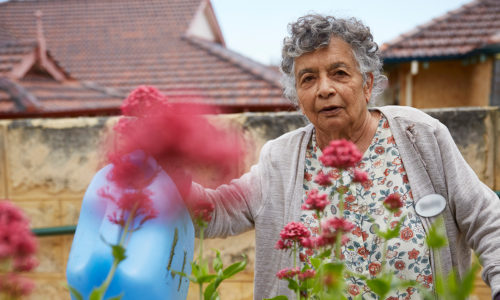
[[316, 76, 336, 99]]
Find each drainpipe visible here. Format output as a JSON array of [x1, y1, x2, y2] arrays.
[[405, 60, 419, 107]]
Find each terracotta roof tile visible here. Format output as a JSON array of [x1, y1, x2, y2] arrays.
[[382, 0, 500, 61], [0, 76, 124, 117], [0, 0, 290, 114]]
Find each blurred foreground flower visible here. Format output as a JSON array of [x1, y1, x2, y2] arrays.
[[0, 200, 38, 299], [71, 86, 247, 300]]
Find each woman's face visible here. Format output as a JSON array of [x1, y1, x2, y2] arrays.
[[294, 36, 373, 138]]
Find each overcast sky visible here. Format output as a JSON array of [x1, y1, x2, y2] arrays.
[[211, 0, 472, 65]]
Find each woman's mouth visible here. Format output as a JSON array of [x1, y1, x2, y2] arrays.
[[319, 106, 342, 114]]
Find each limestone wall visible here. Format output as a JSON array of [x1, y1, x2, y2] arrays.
[[0, 107, 497, 299]]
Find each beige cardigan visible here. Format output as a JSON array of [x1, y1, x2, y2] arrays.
[[191, 106, 500, 299]]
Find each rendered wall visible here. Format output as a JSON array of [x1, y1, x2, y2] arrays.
[[0, 108, 497, 299]]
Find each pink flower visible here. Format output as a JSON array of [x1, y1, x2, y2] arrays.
[[112, 86, 245, 194], [314, 170, 332, 186], [276, 222, 311, 251], [0, 201, 38, 260], [190, 200, 214, 223], [275, 239, 293, 250], [298, 269, 316, 280], [279, 222, 311, 241], [0, 273, 35, 297], [120, 85, 169, 118], [383, 193, 403, 212], [13, 256, 39, 272], [321, 217, 355, 235], [301, 189, 329, 212], [319, 139, 362, 169], [352, 169, 369, 183], [0, 200, 38, 297], [276, 267, 300, 279], [101, 189, 158, 228]]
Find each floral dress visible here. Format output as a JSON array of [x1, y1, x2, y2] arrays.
[[300, 115, 433, 299]]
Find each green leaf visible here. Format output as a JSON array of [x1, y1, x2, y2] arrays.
[[89, 288, 104, 300], [457, 261, 481, 298], [263, 296, 288, 300], [203, 256, 247, 300], [366, 274, 392, 299], [213, 250, 223, 272], [434, 273, 445, 296], [318, 249, 332, 259], [378, 215, 405, 240], [426, 217, 448, 249], [107, 294, 124, 300], [196, 274, 218, 284], [310, 258, 322, 269], [221, 256, 247, 278], [285, 278, 299, 291], [111, 244, 127, 263], [68, 286, 84, 300]]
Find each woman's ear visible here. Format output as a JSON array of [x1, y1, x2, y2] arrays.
[[364, 73, 374, 102]]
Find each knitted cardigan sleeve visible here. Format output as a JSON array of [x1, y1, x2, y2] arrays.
[[188, 141, 271, 239], [434, 122, 500, 298]]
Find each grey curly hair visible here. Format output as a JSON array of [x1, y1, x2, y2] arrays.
[[280, 14, 387, 107]]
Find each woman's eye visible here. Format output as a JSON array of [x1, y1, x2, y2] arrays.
[[302, 76, 314, 83], [335, 70, 347, 76]]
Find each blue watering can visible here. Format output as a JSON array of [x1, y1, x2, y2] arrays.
[[66, 153, 194, 299]]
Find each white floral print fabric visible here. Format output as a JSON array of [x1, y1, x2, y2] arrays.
[[300, 115, 433, 299]]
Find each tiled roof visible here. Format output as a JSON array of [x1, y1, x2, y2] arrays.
[[0, 75, 124, 118], [0, 0, 290, 115], [382, 0, 500, 62]]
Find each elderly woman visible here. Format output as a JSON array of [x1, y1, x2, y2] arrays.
[[189, 14, 500, 299]]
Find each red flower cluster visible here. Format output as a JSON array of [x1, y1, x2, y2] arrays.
[[319, 139, 362, 169], [0, 274, 35, 298], [120, 86, 169, 118], [300, 217, 354, 250], [276, 267, 300, 279], [276, 267, 316, 281], [98, 187, 158, 228], [321, 217, 355, 234], [314, 170, 332, 186], [191, 200, 215, 223], [106, 86, 246, 225], [352, 169, 369, 183], [298, 269, 316, 280], [0, 200, 38, 297], [383, 193, 403, 213], [301, 189, 329, 211], [275, 222, 311, 251], [113, 86, 244, 192]]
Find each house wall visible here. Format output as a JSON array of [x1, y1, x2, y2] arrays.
[[386, 58, 493, 108], [0, 108, 497, 300]]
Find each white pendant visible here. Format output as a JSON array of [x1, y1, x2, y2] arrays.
[[415, 194, 447, 217]]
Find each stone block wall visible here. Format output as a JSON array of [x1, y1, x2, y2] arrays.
[[0, 108, 497, 299]]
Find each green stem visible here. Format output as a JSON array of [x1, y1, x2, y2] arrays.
[[334, 231, 343, 261], [381, 214, 392, 273], [335, 173, 345, 261], [293, 245, 300, 300], [199, 226, 205, 300], [98, 204, 137, 300]]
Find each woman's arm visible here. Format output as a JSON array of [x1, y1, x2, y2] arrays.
[[435, 122, 500, 298]]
